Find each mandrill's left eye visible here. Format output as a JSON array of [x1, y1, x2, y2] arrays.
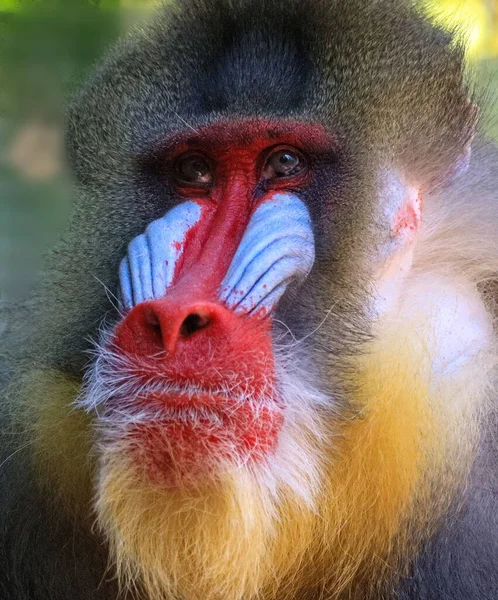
[[263, 147, 307, 180]]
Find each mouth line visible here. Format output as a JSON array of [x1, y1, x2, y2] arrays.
[[101, 377, 282, 420], [113, 370, 278, 403], [100, 392, 284, 435], [136, 406, 227, 425]]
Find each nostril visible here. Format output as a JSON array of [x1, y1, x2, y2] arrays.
[[180, 312, 211, 338], [143, 307, 164, 345]]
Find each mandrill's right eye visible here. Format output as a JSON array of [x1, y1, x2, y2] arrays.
[[175, 153, 213, 187]]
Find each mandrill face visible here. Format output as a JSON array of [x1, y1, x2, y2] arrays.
[[78, 116, 423, 492], [54, 1, 495, 599], [85, 121, 322, 490]]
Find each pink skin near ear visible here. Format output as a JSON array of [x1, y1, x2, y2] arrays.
[[377, 138, 474, 309], [374, 172, 423, 316]]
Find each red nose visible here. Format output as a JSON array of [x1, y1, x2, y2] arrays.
[[114, 294, 274, 393], [116, 298, 239, 356], [113, 297, 275, 392]]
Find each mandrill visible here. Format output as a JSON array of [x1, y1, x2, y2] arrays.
[[1, 1, 497, 599]]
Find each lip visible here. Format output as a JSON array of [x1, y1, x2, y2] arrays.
[[124, 389, 284, 430], [100, 374, 283, 432], [124, 371, 281, 410], [136, 389, 283, 419]]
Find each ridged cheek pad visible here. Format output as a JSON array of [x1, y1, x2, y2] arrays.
[[119, 192, 315, 316], [119, 201, 203, 309]]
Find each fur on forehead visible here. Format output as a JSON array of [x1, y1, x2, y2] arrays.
[[67, 0, 475, 191]]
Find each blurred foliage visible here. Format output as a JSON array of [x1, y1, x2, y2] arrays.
[[422, 0, 498, 59], [0, 0, 497, 302], [0, 3, 122, 298], [0, 0, 159, 8]]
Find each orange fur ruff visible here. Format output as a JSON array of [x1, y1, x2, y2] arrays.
[[21, 296, 492, 600]]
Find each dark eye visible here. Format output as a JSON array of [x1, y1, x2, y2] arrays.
[[263, 147, 307, 180], [175, 153, 213, 186]]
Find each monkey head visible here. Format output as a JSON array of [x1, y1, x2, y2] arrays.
[[21, 1, 495, 599]]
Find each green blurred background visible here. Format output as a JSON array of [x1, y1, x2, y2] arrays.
[[0, 0, 497, 303]]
